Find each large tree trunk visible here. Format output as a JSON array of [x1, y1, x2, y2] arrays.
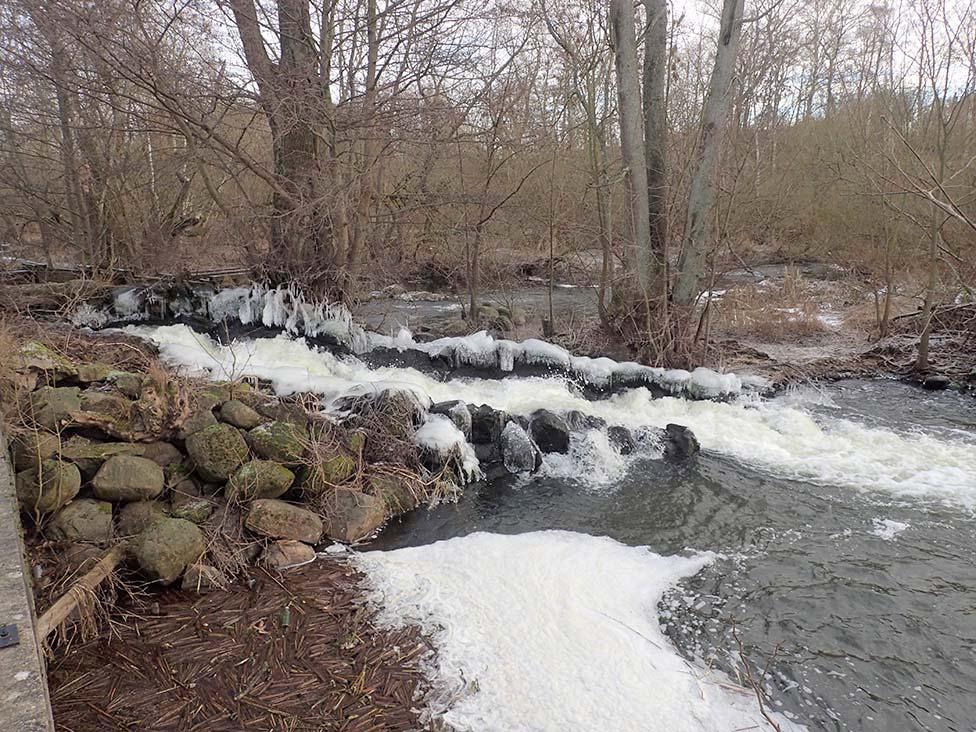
[[642, 0, 668, 275], [609, 0, 652, 297], [672, 0, 745, 311]]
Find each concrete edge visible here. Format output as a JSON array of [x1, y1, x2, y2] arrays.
[[0, 427, 56, 732]]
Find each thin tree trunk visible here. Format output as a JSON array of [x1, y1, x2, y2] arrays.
[[642, 0, 668, 273]]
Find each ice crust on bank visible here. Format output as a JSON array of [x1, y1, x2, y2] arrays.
[[353, 530, 802, 732], [132, 324, 976, 503]]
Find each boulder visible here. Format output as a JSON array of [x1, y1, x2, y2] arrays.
[[663, 424, 700, 461], [300, 453, 357, 495], [320, 489, 387, 543], [109, 371, 144, 399], [16, 460, 81, 514], [246, 421, 308, 465], [181, 563, 227, 593], [92, 455, 165, 502], [170, 479, 214, 523], [245, 499, 323, 543], [117, 501, 169, 536], [566, 410, 607, 432], [14, 342, 77, 380], [75, 363, 113, 384], [79, 390, 131, 418], [499, 421, 539, 473], [185, 423, 249, 482], [29, 386, 82, 430], [10, 430, 61, 471], [473, 442, 500, 465], [219, 399, 263, 429], [430, 400, 472, 440], [140, 441, 183, 467], [608, 426, 636, 455], [369, 473, 420, 516], [60, 436, 146, 478], [47, 499, 113, 543], [261, 540, 316, 570], [133, 518, 205, 584], [256, 402, 308, 425], [226, 460, 295, 501], [468, 404, 511, 444], [922, 375, 950, 391], [530, 410, 570, 454], [178, 410, 218, 439]]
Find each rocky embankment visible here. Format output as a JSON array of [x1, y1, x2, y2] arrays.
[[7, 339, 701, 601]]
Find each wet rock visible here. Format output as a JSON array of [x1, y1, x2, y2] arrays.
[[16, 459, 81, 514], [469, 404, 511, 444], [109, 371, 144, 399], [170, 479, 214, 523], [261, 540, 316, 570], [185, 423, 249, 482], [140, 440, 183, 467], [178, 410, 218, 439], [246, 421, 309, 466], [47, 499, 113, 543], [663, 424, 700, 461], [530, 410, 570, 454], [75, 362, 113, 384], [226, 460, 295, 501], [922, 375, 950, 391], [134, 517, 205, 584], [474, 442, 501, 465], [499, 422, 539, 473], [608, 426, 636, 455], [117, 501, 169, 536], [431, 400, 472, 440], [566, 410, 607, 432], [92, 455, 165, 502], [29, 386, 82, 430], [181, 563, 226, 593], [219, 399, 263, 429], [10, 430, 61, 471], [246, 499, 323, 543], [369, 473, 420, 516], [320, 489, 387, 543]]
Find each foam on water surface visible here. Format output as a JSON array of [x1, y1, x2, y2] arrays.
[[353, 530, 802, 732], [131, 324, 976, 506]]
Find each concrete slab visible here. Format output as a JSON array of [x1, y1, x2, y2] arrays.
[[0, 429, 54, 732]]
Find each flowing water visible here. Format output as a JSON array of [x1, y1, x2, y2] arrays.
[[127, 314, 976, 732]]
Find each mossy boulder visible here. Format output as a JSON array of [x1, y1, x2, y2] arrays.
[[320, 488, 387, 543], [185, 423, 249, 482], [117, 501, 169, 536], [29, 386, 82, 430], [246, 421, 308, 466], [47, 499, 113, 543], [301, 453, 357, 495], [219, 400, 263, 429], [79, 390, 131, 419], [92, 455, 165, 502], [108, 371, 144, 399], [245, 499, 323, 543], [11, 430, 61, 471], [15, 341, 77, 380], [76, 362, 113, 384], [140, 441, 183, 467], [369, 473, 420, 516], [169, 479, 214, 524], [60, 436, 146, 478], [133, 517, 205, 584], [16, 460, 81, 514], [226, 460, 295, 501], [178, 410, 218, 439], [256, 402, 309, 425]]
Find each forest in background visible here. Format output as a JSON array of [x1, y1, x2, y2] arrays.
[[0, 0, 973, 364]]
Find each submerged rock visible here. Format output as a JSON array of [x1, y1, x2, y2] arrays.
[[185, 423, 249, 482], [530, 410, 570, 454], [134, 517, 206, 584], [246, 421, 309, 466], [226, 459, 295, 501], [16, 459, 81, 514], [261, 540, 316, 570], [320, 488, 387, 543], [47, 499, 113, 543], [607, 426, 636, 455], [246, 499, 323, 543], [499, 421, 540, 473], [565, 410, 607, 432], [663, 424, 700, 461], [219, 399, 263, 429], [92, 455, 165, 502]]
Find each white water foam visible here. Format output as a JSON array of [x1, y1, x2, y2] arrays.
[[871, 518, 910, 540], [353, 530, 802, 732], [131, 325, 976, 505]]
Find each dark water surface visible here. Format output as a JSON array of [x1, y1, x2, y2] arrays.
[[370, 381, 976, 732]]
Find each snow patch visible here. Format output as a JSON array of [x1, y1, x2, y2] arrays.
[[414, 414, 481, 481], [353, 530, 802, 732]]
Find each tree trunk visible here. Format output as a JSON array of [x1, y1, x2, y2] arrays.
[[642, 0, 668, 274], [672, 0, 745, 311]]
